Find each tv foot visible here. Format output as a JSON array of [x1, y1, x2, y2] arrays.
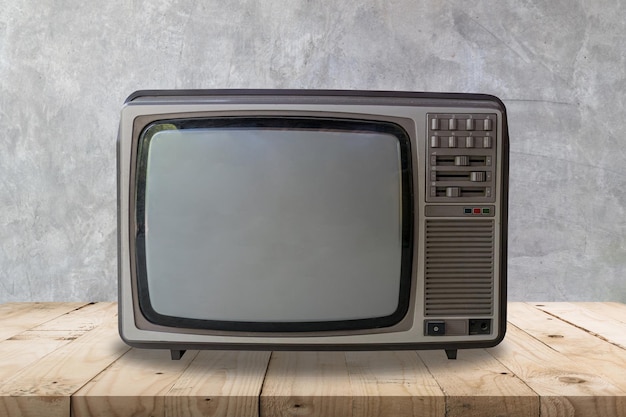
[[170, 349, 186, 360]]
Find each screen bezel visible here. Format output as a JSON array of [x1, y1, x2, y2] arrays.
[[132, 116, 415, 332]]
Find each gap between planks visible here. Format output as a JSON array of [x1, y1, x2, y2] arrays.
[[532, 302, 626, 349]]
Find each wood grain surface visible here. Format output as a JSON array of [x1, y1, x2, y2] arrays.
[[0, 302, 624, 417]]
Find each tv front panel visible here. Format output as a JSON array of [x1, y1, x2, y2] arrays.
[[118, 90, 509, 360]]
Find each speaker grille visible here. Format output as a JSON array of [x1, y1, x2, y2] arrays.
[[424, 219, 494, 316]]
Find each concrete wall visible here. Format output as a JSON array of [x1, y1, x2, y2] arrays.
[[1, 0, 625, 302]]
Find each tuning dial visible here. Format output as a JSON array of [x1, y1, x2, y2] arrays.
[[454, 156, 470, 166], [470, 171, 486, 182], [446, 187, 461, 197]]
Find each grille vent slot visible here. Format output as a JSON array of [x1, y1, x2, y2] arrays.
[[425, 219, 494, 316]]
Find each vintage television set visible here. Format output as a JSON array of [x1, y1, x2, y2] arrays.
[[118, 90, 509, 360]]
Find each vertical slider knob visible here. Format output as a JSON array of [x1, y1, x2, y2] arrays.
[[446, 187, 461, 197], [431, 118, 440, 130], [466, 119, 475, 130], [470, 171, 486, 182], [449, 118, 457, 130], [454, 156, 470, 166]]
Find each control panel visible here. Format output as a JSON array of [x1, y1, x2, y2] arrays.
[[426, 114, 497, 202]]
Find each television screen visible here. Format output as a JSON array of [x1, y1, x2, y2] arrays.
[[136, 118, 412, 331]]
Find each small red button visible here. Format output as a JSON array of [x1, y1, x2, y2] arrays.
[[473, 208, 481, 215]]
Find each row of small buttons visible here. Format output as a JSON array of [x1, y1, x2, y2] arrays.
[[431, 136, 493, 148], [464, 207, 491, 215], [431, 118, 493, 131]]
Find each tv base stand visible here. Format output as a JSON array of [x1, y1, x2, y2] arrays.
[[170, 349, 186, 360], [445, 349, 458, 360]]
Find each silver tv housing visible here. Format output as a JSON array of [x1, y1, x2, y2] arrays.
[[117, 90, 509, 360]]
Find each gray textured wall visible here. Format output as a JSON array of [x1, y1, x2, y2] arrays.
[[1, 0, 625, 303]]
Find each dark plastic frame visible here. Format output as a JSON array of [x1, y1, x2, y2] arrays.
[[133, 116, 414, 332]]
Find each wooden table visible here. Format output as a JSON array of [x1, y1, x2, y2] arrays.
[[0, 302, 625, 417]]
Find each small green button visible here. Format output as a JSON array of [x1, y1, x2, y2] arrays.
[[482, 208, 490, 214]]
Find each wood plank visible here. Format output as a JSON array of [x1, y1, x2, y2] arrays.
[[0, 315, 130, 417], [573, 302, 626, 322], [489, 323, 626, 417], [30, 302, 117, 332], [0, 302, 87, 341], [260, 352, 352, 417], [72, 348, 198, 417], [0, 302, 118, 382], [419, 347, 539, 417], [164, 350, 271, 417], [534, 302, 626, 348], [508, 303, 626, 392], [585, 301, 626, 317], [0, 302, 623, 417], [344, 351, 445, 417]]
